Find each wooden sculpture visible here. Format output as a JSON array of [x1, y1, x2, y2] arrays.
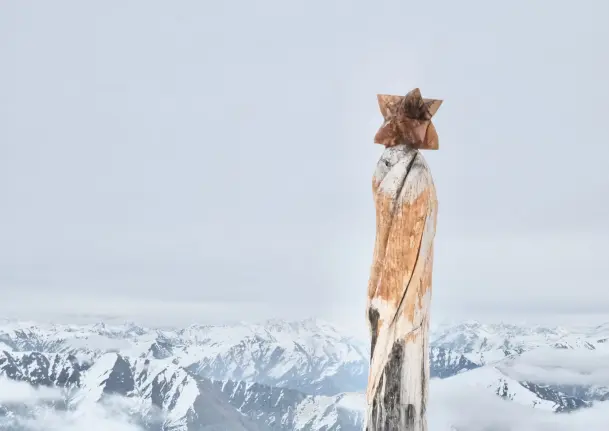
[[365, 88, 442, 431]]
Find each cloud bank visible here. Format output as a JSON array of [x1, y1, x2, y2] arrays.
[[429, 382, 609, 431], [0, 379, 147, 431], [499, 347, 609, 386]]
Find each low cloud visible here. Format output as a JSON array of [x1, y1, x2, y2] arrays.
[[427, 346, 609, 430], [8, 403, 147, 431], [429, 381, 609, 431], [67, 334, 134, 352], [498, 347, 609, 386], [0, 379, 148, 431], [0, 378, 61, 404]]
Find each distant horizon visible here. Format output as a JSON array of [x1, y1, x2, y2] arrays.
[[2, 302, 607, 338]]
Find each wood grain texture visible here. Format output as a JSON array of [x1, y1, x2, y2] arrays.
[[365, 144, 438, 431]]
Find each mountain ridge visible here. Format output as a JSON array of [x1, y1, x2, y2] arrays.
[[1, 318, 608, 430]]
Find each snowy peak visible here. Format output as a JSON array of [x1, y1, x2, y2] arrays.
[[2, 318, 609, 430], [0, 351, 85, 388]]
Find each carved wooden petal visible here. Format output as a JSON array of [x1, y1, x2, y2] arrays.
[[375, 89, 442, 150]]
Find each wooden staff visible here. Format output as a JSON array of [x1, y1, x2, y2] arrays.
[[366, 88, 442, 431]]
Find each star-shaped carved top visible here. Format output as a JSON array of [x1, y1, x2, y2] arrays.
[[374, 88, 443, 150]]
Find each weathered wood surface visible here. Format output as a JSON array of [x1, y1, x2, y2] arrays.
[[365, 144, 437, 431], [365, 89, 440, 431]]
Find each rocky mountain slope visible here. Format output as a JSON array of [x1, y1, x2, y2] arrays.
[[0, 319, 608, 430]]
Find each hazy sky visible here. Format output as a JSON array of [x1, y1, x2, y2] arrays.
[[1, 0, 608, 331]]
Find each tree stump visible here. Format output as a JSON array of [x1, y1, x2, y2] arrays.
[[365, 89, 442, 431]]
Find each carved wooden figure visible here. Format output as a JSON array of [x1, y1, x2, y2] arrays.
[[366, 88, 442, 431]]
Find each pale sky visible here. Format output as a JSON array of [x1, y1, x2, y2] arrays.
[[1, 0, 608, 333]]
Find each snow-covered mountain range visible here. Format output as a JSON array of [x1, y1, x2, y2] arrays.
[[0, 318, 608, 430]]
